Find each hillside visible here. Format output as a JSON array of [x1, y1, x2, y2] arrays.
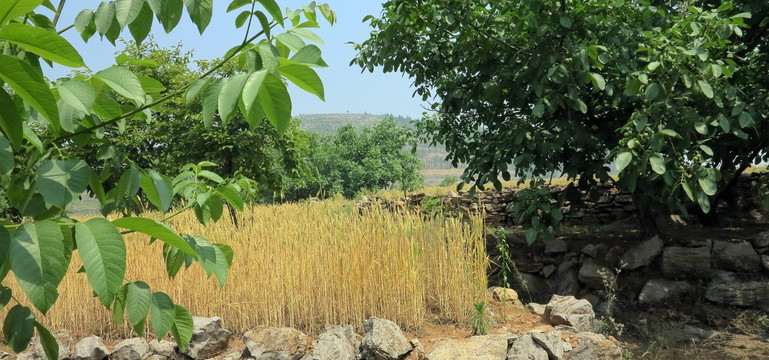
[[296, 113, 464, 185]]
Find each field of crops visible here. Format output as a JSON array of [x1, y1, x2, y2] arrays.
[[4, 201, 488, 338]]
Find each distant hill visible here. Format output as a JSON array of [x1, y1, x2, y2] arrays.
[[295, 113, 464, 185]]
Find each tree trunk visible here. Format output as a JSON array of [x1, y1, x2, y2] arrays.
[[633, 191, 660, 238]]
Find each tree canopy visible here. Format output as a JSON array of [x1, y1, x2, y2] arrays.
[[353, 0, 769, 237], [0, 0, 334, 356]]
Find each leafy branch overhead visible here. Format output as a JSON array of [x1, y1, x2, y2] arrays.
[[0, 0, 335, 357], [353, 0, 769, 237]]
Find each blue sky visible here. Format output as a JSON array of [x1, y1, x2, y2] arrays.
[[47, 1, 428, 118]]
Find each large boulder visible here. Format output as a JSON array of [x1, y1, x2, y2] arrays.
[[18, 330, 73, 360], [312, 325, 359, 360], [243, 327, 312, 360], [487, 286, 521, 305], [73, 335, 108, 360], [529, 331, 564, 360], [638, 279, 694, 308], [544, 295, 596, 332], [425, 334, 511, 360], [705, 271, 768, 307], [359, 318, 413, 360], [662, 245, 711, 279], [578, 260, 613, 290], [566, 332, 622, 360], [111, 338, 151, 360], [507, 334, 548, 360], [186, 316, 232, 359], [711, 241, 760, 273], [148, 340, 176, 358], [619, 236, 663, 270]]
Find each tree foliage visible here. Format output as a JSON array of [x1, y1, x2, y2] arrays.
[[353, 0, 769, 236], [0, 0, 334, 357]]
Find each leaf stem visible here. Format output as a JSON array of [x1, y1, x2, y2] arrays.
[[53, 0, 67, 27]]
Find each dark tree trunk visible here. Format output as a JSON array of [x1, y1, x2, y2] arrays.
[[632, 191, 660, 238]]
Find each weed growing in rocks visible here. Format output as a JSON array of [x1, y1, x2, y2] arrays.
[[597, 262, 627, 337], [470, 302, 491, 335]]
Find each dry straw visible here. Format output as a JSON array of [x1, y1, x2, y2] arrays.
[[3, 201, 488, 338]]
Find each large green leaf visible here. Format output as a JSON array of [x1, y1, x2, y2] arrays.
[[0, 134, 12, 175], [182, 0, 213, 34], [277, 62, 324, 100], [0, 23, 85, 67], [115, 0, 144, 26], [34, 321, 58, 360], [259, 73, 292, 134], [128, 2, 153, 44], [216, 185, 244, 211], [698, 79, 714, 98], [0, 54, 59, 130], [75, 218, 126, 307], [140, 170, 173, 213], [170, 305, 193, 352], [0, 0, 44, 25], [94, 1, 116, 36], [10, 221, 67, 314], [217, 74, 248, 123], [126, 281, 151, 326], [96, 66, 146, 105], [0, 286, 11, 309], [148, 0, 184, 33], [615, 151, 633, 171], [256, 0, 283, 26], [58, 79, 95, 115], [150, 292, 175, 340], [57, 99, 86, 133], [35, 159, 90, 209], [699, 171, 717, 196], [241, 70, 267, 115], [111, 217, 197, 257], [201, 79, 223, 127], [187, 235, 228, 288], [291, 45, 328, 67], [92, 91, 123, 120], [3, 305, 35, 353], [73, 9, 96, 42], [275, 32, 305, 52], [112, 285, 128, 325], [649, 154, 666, 175], [0, 88, 22, 150]]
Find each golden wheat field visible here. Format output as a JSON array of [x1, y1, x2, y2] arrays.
[[2, 201, 488, 339]]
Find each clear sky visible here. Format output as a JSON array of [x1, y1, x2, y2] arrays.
[[46, 1, 428, 118]]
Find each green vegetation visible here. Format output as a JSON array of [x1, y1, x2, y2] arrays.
[[469, 301, 491, 335], [0, 0, 334, 357], [353, 0, 769, 237]]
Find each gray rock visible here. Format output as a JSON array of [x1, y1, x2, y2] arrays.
[[221, 346, 247, 360], [243, 327, 311, 360], [488, 286, 521, 305], [762, 255, 769, 271], [507, 334, 548, 360], [751, 231, 769, 249], [604, 246, 624, 269], [545, 239, 568, 254], [638, 279, 694, 307], [186, 316, 232, 359], [544, 295, 595, 332], [680, 325, 721, 340], [542, 265, 556, 279], [581, 244, 608, 259], [359, 318, 412, 360], [19, 330, 73, 360], [111, 338, 151, 360], [662, 246, 711, 279], [0, 350, 13, 360], [705, 271, 768, 307], [619, 236, 663, 270], [529, 330, 563, 360], [712, 241, 760, 272], [550, 259, 580, 296], [74, 335, 108, 360], [567, 332, 622, 360], [578, 260, 613, 290], [526, 303, 547, 316], [425, 334, 511, 360], [312, 325, 359, 360], [404, 340, 424, 360], [148, 340, 176, 358]]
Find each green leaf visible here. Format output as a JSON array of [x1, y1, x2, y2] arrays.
[[649, 154, 666, 174], [201, 79, 223, 127], [227, 0, 250, 12], [291, 45, 328, 67], [290, 28, 324, 44], [94, 1, 116, 36], [524, 227, 538, 244], [616, 151, 633, 171], [74, 9, 96, 42], [128, 1, 153, 44], [277, 62, 324, 100], [150, 292, 176, 340], [184, 78, 209, 104], [697, 79, 713, 98], [0, 88, 23, 150], [126, 281, 151, 326], [217, 74, 248, 123], [92, 91, 123, 120], [141, 170, 173, 213], [699, 144, 713, 156], [259, 73, 292, 134], [138, 75, 166, 94], [256, 0, 283, 26], [148, 0, 184, 33], [34, 321, 58, 360], [187, 235, 228, 288], [241, 70, 268, 115], [738, 112, 752, 128], [0, 134, 12, 175], [0, 0, 45, 25], [36, 159, 90, 209], [718, 114, 730, 132], [697, 191, 711, 213], [113, 285, 128, 325], [698, 173, 717, 196], [3, 305, 35, 353], [645, 83, 660, 101], [0, 54, 59, 130], [96, 66, 146, 105], [214, 243, 234, 268], [170, 305, 194, 352], [694, 121, 707, 135], [658, 129, 678, 137], [182, 0, 213, 34], [216, 185, 244, 211], [589, 72, 605, 90], [559, 16, 572, 28], [58, 79, 95, 115], [10, 221, 67, 314], [681, 180, 695, 201], [0, 23, 84, 67], [112, 217, 197, 258], [115, 0, 144, 26], [0, 286, 11, 309], [275, 32, 305, 52], [75, 218, 126, 307]]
